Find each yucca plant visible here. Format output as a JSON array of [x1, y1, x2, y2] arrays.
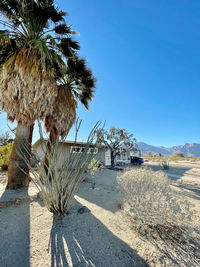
[[18, 120, 101, 219], [0, 0, 80, 189]]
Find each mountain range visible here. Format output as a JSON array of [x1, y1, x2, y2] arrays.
[[138, 142, 200, 157]]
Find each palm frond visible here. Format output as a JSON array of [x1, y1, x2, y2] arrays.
[[54, 24, 72, 35]]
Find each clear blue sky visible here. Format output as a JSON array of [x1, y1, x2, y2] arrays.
[[1, 0, 200, 147]]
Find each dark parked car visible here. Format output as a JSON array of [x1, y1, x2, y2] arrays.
[[130, 156, 144, 165]]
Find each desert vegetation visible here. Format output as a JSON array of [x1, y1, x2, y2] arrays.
[[96, 126, 137, 168], [118, 167, 193, 229], [144, 154, 200, 163], [0, 143, 12, 171], [0, 1, 199, 266], [159, 157, 170, 169], [118, 166, 200, 265], [0, 0, 96, 189], [0, 131, 13, 171], [18, 121, 101, 219]]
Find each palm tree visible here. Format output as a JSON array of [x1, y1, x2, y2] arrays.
[[45, 56, 96, 142], [0, 0, 80, 189], [43, 56, 96, 170]]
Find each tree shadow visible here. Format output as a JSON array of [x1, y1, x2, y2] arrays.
[[172, 184, 200, 201], [77, 169, 122, 213], [147, 165, 191, 181], [0, 188, 30, 267], [137, 223, 200, 266], [145, 165, 200, 201], [78, 165, 198, 212], [49, 199, 149, 267]]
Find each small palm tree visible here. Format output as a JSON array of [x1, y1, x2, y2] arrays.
[[45, 55, 96, 142], [44, 55, 96, 172], [0, 0, 80, 189], [43, 56, 96, 172]]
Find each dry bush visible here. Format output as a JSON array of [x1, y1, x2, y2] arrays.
[[160, 158, 169, 170], [118, 167, 193, 230], [118, 167, 200, 265]]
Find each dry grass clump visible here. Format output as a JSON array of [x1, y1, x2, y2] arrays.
[[118, 167, 193, 230]]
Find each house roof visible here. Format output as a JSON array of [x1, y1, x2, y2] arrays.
[[33, 139, 106, 149]]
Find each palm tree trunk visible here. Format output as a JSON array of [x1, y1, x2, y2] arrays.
[[6, 123, 33, 189], [25, 123, 34, 183], [44, 128, 59, 174]]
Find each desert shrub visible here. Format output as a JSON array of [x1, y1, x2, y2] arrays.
[[147, 152, 153, 157], [19, 121, 101, 218], [170, 151, 184, 159], [160, 158, 169, 170], [118, 167, 193, 230], [0, 143, 13, 171], [118, 167, 200, 266], [83, 159, 104, 183], [116, 161, 125, 167], [87, 159, 104, 175]]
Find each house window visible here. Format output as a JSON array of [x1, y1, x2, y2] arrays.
[[116, 154, 121, 160], [121, 152, 126, 160], [71, 147, 81, 153], [71, 146, 98, 154], [89, 148, 98, 154]]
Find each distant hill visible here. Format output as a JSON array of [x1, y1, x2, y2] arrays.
[[138, 142, 200, 157]]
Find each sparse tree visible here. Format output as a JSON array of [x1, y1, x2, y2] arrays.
[[0, 131, 14, 146], [96, 127, 137, 168], [147, 152, 153, 157], [171, 151, 184, 158]]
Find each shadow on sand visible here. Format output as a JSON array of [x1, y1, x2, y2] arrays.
[[49, 199, 149, 267], [146, 165, 191, 181], [172, 184, 200, 201], [0, 188, 30, 267], [138, 223, 200, 266], [146, 165, 200, 200], [77, 169, 122, 213], [78, 165, 199, 213]]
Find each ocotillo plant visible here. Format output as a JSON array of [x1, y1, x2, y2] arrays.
[[18, 120, 101, 219]]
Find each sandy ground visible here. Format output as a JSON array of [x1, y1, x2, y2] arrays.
[[0, 164, 200, 267], [145, 159, 200, 169]]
